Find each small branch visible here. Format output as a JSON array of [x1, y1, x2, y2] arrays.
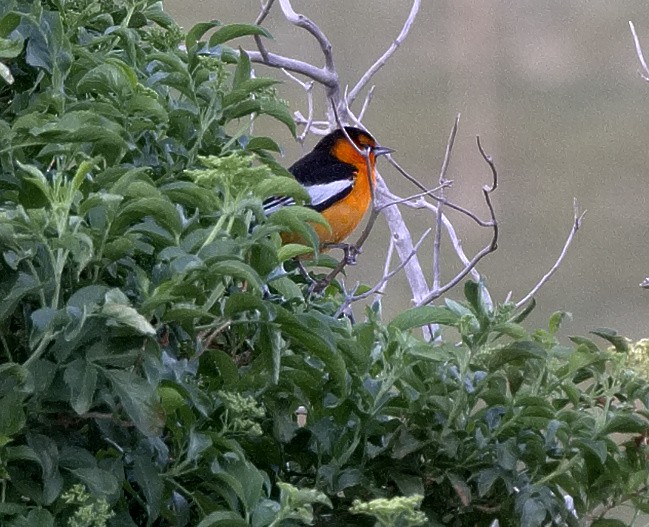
[[383, 189, 481, 281], [282, 68, 315, 143], [629, 21, 649, 82], [278, 0, 335, 72], [335, 228, 431, 317], [347, 0, 421, 106], [433, 114, 460, 289], [416, 136, 499, 306], [358, 85, 376, 121], [374, 181, 452, 211], [387, 156, 494, 227], [247, 50, 335, 87], [376, 234, 396, 300], [515, 199, 586, 308], [254, 0, 275, 61]]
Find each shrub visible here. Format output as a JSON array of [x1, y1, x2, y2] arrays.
[[1, 1, 649, 526]]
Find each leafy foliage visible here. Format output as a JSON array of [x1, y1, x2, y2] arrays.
[[1, 1, 649, 526]]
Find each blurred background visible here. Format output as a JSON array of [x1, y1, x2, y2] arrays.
[[165, 0, 649, 340]]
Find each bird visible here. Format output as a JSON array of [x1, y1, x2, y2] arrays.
[[263, 127, 393, 247]]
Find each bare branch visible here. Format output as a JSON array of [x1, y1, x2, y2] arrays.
[[383, 189, 481, 281], [374, 181, 452, 211], [282, 68, 315, 142], [373, 176, 431, 305], [515, 199, 586, 308], [386, 156, 495, 227], [335, 228, 432, 317], [278, 0, 335, 72], [629, 21, 649, 82], [433, 114, 460, 289], [416, 137, 499, 306], [375, 234, 396, 301], [254, 0, 275, 61], [247, 49, 335, 86], [348, 0, 421, 106], [358, 85, 376, 121]]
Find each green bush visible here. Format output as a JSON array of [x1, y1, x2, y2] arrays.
[[1, 1, 649, 526]]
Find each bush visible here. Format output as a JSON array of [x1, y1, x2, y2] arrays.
[[1, 1, 649, 526]]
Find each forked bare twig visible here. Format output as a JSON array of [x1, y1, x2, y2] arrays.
[[515, 199, 586, 308], [347, 0, 421, 106], [416, 137, 499, 306], [433, 114, 460, 289]]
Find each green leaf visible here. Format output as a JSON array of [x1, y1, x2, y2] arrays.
[[389, 306, 459, 331], [209, 260, 264, 292], [258, 99, 296, 136], [510, 297, 536, 324], [0, 272, 41, 320], [63, 359, 98, 415], [255, 175, 310, 202], [464, 280, 491, 319], [476, 468, 500, 497], [590, 327, 630, 352], [0, 392, 25, 438], [9, 508, 54, 527], [186, 20, 221, 51], [70, 467, 119, 497], [267, 206, 327, 250], [276, 243, 313, 262], [196, 511, 248, 527], [103, 369, 164, 436], [224, 78, 280, 107], [0, 35, 24, 59], [245, 135, 282, 154], [77, 59, 138, 96], [101, 290, 156, 336], [599, 414, 648, 436], [520, 497, 547, 527], [487, 341, 547, 369], [112, 197, 182, 238], [208, 24, 272, 47], [233, 47, 251, 88], [549, 311, 571, 334], [27, 434, 63, 505], [0, 12, 21, 38], [133, 454, 163, 521]]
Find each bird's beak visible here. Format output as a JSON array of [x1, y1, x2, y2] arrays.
[[373, 146, 395, 157]]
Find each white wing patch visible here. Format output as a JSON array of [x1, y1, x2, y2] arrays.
[[263, 179, 354, 215], [263, 196, 295, 214], [307, 179, 354, 208]]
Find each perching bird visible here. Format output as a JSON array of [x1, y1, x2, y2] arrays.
[[263, 127, 393, 246]]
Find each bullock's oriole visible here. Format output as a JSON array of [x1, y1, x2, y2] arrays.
[[264, 126, 393, 246]]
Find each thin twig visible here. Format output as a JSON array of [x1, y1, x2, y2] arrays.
[[335, 228, 431, 317], [374, 181, 452, 211], [348, 0, 421, 106], [416, 136, 499, 306], [515, 199, 586, 308], [358, 85, 376, 121], [282, 68, 315, 143], [383, 189, 481, 281], [254, 0, 275, 61], [375, 234, 396, 301], [433, 114, 460, 289], [387, 156, 494, 227], [629, 21, 649, 81]]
